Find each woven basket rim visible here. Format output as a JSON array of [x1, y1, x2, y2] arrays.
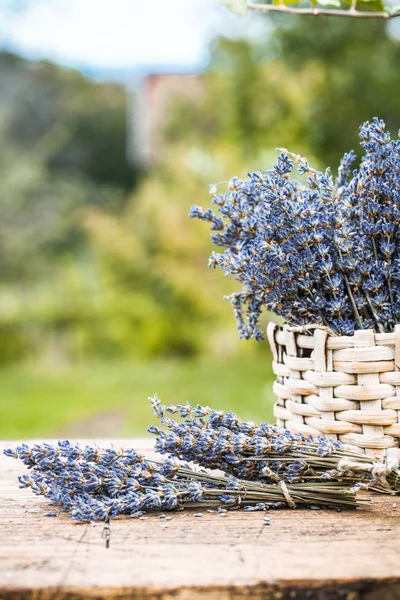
[[270, 323, 400, 352]]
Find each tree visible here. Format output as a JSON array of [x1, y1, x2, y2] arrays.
[[276, 17, 400, 167], [164, 18, 400, 170], [0, 51, 136, 192]]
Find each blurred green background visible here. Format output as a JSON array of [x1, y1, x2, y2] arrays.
[[1, 6, 400, 438]]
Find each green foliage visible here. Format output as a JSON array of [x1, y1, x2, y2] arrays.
[[167, 19, 400, 169], [0, 117, 122, 283], [79, 154, 244, 359], [222, 0, 248, 15], [223, 0, 398, 15], [165, 37, 316, 162], [0, 52, 136, 192], [276, 18, 400, 166]]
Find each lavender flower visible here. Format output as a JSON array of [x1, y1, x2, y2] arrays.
[[190, 118, 400, 337]]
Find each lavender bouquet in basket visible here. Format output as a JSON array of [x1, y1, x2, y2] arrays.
[[191, 118, 400, 459], [190, 118, 400, 338]]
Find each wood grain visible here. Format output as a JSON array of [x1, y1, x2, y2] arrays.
[[1, 439, 400, 600]]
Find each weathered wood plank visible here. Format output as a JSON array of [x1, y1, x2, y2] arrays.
[[1, 439, 400, 599]]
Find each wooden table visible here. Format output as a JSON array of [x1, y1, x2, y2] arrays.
[[1, 439, 400, 600]]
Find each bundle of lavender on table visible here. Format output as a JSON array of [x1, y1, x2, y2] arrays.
[[5, 397, 400, 524], [4, 432, 359, 523], [190, 118, 400, 338], [148, 396, 400, 494], [9, 441, 336, 519]]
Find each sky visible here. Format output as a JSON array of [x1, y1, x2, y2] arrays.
[[0, 0, 270, 77]]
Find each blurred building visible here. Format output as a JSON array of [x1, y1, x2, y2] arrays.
[[128, 73, 204, 169]]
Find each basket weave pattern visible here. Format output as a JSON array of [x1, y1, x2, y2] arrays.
[[267, 322, 400, 459]]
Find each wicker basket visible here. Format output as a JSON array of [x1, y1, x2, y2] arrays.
[[267, 322, 400, 459]]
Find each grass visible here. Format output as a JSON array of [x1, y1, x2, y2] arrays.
[[0, 353, 275, 439]]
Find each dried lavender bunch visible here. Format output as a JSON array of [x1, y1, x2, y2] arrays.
[[190, 118, 400, 337], [148, 395, 400, 493], [4, 440, 359, 521]]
